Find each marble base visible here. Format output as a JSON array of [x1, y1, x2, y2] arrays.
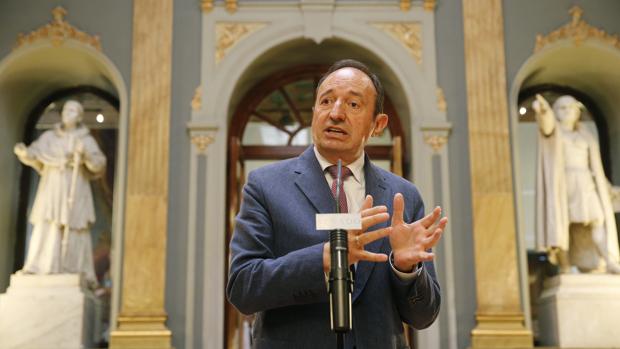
[[0, 273, 100, 349], [538, 274, 620, 348]]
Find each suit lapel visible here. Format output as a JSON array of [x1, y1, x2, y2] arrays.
[[353, 156, 391, 302], [294, 146, 335, 215]]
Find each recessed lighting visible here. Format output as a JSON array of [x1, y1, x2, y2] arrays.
[[96, 113, 105, 123], [519, 107, 527, 115]]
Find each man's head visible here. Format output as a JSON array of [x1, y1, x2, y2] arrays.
[[61, 100, 84, 129], [311, 59, 388, 164], [553, 95, 582, 129]]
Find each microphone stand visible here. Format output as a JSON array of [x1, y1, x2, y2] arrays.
[[328, 160, 353, 349]]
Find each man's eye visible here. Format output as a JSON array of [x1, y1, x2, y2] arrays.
[[350, 101, 359, 108]]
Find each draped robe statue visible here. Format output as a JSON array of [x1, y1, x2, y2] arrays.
[[14, 100, 106, 286], [533, 94, 620, 274]]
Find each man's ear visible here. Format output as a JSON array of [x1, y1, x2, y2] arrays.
[[372, 113, 389, 136]]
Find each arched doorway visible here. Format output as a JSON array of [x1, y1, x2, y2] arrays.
[[0, 37, 128, 345], [225, 64, 408, 348]]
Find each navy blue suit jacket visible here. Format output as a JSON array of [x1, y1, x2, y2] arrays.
[[227, 146, 440, 349]]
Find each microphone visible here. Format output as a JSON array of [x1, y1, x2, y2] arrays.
[[328, 159, 353, 334]]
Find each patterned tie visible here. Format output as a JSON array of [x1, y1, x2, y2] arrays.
[[326, 165, 356, 278], [326, 165, 353, 213]]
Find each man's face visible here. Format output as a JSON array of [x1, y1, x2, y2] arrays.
[[62, 101, 82, 128], [311, 67, 388, 164]]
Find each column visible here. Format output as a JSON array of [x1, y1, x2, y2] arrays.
[[462, 0, 533, 347], [110, 0, 173, 347]]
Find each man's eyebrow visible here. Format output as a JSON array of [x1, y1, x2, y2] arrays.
[[317, 88, 364, 99]]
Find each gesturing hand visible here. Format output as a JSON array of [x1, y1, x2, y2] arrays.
[[389, 193, 447, 272], [323, 195, 392, 272]]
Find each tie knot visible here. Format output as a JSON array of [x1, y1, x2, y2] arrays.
[[326, 165, 352, 181]]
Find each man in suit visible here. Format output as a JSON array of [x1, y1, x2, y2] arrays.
[[227, 59, 446, 348]]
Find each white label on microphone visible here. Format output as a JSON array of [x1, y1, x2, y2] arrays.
[[316, 213, 362, 230]]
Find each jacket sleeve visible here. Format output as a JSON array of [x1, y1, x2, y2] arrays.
[[226, 171, 329, 315], [389, 189, 441, 329]]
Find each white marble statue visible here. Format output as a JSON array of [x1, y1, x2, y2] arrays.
[[13, 100, 106, 286], [533, 94, 620, 274]]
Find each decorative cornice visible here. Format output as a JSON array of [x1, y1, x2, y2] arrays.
[[191, 85, 202, 111], [535, 6, 620, 52], [216, 22, 266, 64], [436, 87, 447, 112], [14, 7, 101, 51], [400, 0, 411, 12], [423, 0, 436, 12], [372, 22, 422, 64], [201, 0, 214, 13]]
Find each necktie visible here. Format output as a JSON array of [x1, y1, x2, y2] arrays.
[[326, 165, 356, 277], [326, 165, 352, 213]]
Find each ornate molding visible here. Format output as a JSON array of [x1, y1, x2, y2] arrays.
[[201, 0, 236, 13], [14, 7, 101, 51], [423, 135, 448, 153], [191, 85, 202, 111], [436, 87, 447, 113], [400, 0, 411, 12], [372, 22, 422, 64], [225, 0, 238, 13], [191, 134, 215, 154], [535, 6, 620, 52], [216, 22, 266, 64], [188, 123, 219, 155], [423, 0, 436, 12], [421, 122, 452, 153], [201, 0, 214, 13]]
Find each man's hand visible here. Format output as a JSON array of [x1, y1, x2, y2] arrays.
[[323, 195, 391, 272], [389, 193, 447, 272]]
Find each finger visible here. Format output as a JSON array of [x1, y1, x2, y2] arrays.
[[361, 212, 390, 231], [391, 193, 405, 226], [360, 195, 373, 211], [419, 206, 442, 229], [356, 251, 388, 263], [422, 228, 443, 248], [416, 251, 435, 262], [357, 227, 391, 246], [361, 205, 387, 218]]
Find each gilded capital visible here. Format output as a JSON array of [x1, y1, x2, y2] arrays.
[[535, 5, 620, 52], [191, 134, 215, 155], [372, 22, 422, 64], [14, 6, 101, 51], [421, 122, 451, 153], [188, 123, 219, 155], [400, 0, 411, 12]]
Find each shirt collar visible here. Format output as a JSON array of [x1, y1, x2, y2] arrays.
[[313, 146, 365, 184]]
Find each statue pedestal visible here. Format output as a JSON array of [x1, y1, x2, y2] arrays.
[[538, 274, 620, 348], [0, 273, 100, 349]]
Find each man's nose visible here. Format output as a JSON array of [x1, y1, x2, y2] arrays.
[[329, 100, 346, 120]]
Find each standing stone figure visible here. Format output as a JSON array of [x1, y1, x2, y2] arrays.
[[14, 100, 106, 286], [533, 94, 620, 274]]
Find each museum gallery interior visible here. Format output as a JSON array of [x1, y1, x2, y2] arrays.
[[1, 0, 620, 348]]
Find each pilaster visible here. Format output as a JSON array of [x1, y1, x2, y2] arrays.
[[110, 0, 174, 347], [462, 0, 533, 347]]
